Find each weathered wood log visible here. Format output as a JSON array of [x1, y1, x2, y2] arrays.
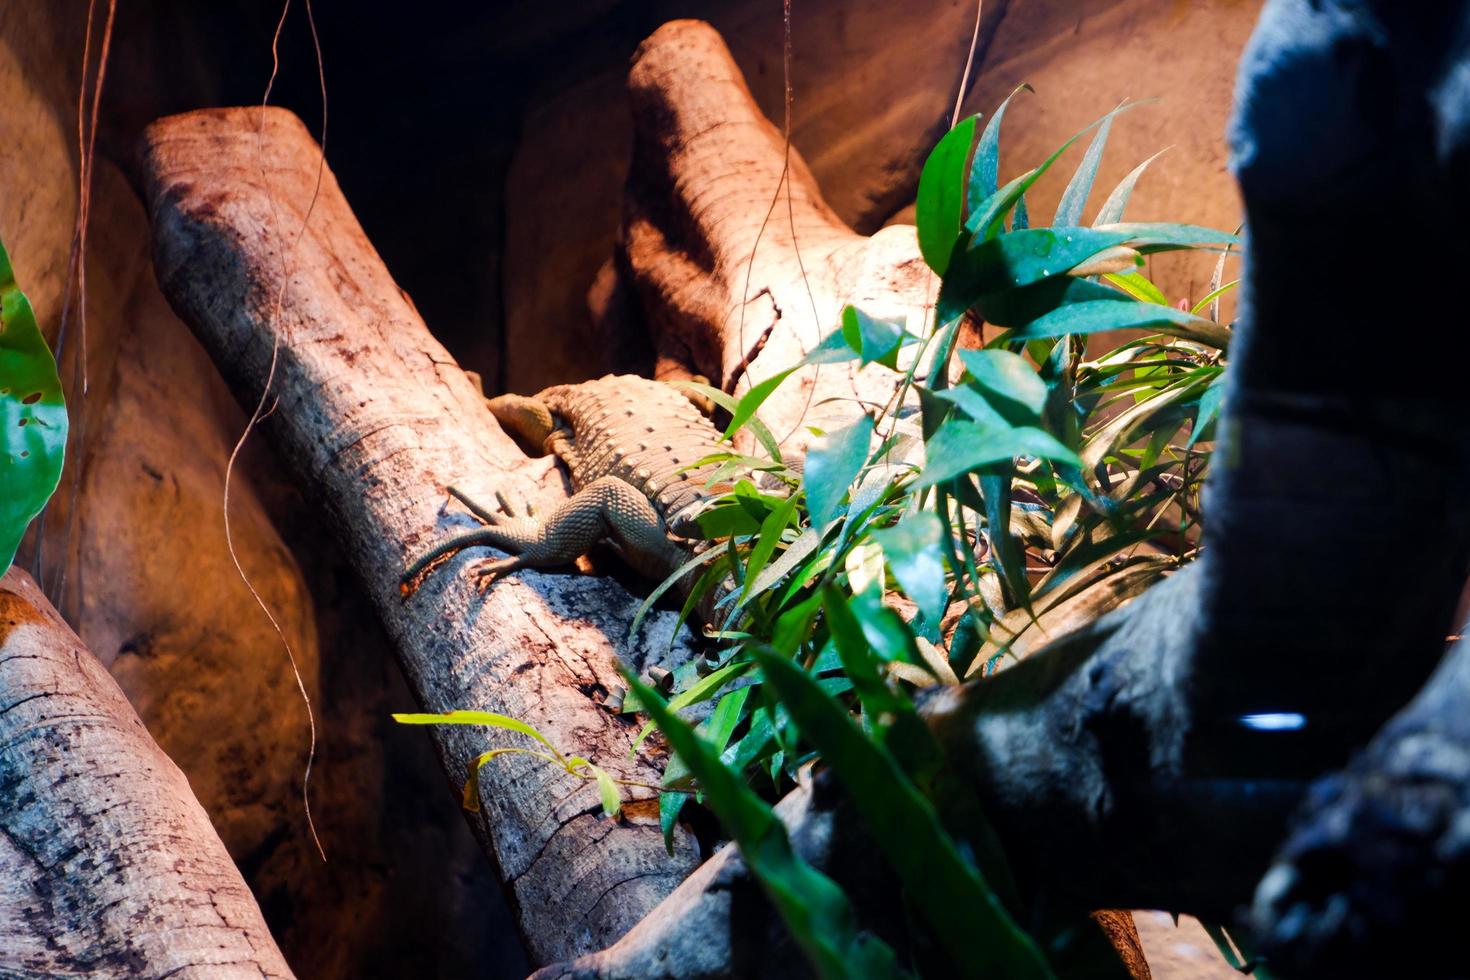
[[614, 19, 943, 448], [140, 107, 702, 966], [0, 567, 293, 977]]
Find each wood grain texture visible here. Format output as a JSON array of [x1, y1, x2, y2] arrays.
[[140, 107, 700, 965], [0, 567, 293, 978], [616, 19, 942, 453]]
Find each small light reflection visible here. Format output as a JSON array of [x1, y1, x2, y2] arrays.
[[1238, 712, 1307, 731]]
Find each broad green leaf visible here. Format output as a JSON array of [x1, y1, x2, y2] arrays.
[[982, 467, 1030, 610], [1009, 299, 1232, 349], [916, 114, 979, 275], [1092, 148, 1169, 226], [872, 512, 947, 624], [957, 349, 1048, 420], [917, 418, 1079, 488], [844, 540, 885, 595], [630, 674, 900, 979], [977, 276, 1125, 328], [1054, 112, 1114, 226], [849, 588, 921, 664], [938, 227, 1135, 326], [0, 236, 66, 575], [840, 305, 914, 369], [753, 648, 1054, 980], [695, 500, 764, 538], [804, 416, 875, 527]]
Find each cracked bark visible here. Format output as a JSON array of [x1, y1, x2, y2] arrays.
[[0, 567, 293, 978], [139, 107, 703, 966]]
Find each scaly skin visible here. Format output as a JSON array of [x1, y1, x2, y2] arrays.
[[403, 375, 730, 593]]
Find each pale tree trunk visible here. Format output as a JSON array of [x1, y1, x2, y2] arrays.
[[140, 107, 702, 965], [0, 567, 293, 978]]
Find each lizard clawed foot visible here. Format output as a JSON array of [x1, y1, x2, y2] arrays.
[[446, 484, 535, 522], [471, 555, 528, 591]]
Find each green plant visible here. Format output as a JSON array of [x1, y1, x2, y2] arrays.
[[393, 93, 1240, 978], [628, 94, 1237, 976], [0, 234, 67, 577]]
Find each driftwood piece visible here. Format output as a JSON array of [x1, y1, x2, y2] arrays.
[[140, 107, 702, 965], [0, 567, 292, 977], [616, 19, 941, 448]]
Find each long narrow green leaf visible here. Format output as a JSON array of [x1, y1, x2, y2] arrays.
[[1102, 271, 1169, 306], [966, 101, 1147, 240], [1092, 148, 1169, 225], [1054, 112, 1115, 226], [632, 659, 755, 753], [968, 83, 1033, 210], [1009, 299, 1233, 349], [392, 710, 564, 759], [630, 675, 900, 979], [753, 648, 1054, 980]]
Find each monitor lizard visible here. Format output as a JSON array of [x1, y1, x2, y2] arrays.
[[402, 374, 736, 605]]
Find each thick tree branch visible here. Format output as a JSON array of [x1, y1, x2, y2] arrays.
[[0, 567, 292, 977], [139, 108, 702, 965], [616, 19, 946, 448]]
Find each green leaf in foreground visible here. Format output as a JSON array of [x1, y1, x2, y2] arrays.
[[630, 674, 900, 980], [871, 512, 947, 625], [917, 418, 1079, 488], [804, 415, 875, 528], [753, 648, 1054, 980], [916, 114, 978, 275], [1010, 298, 1232, 349], [0, 235, 67, 576]]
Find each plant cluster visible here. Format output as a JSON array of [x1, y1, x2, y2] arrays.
[[408, 94, 1246, 977]]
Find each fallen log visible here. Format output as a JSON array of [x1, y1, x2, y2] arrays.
[[0, 567, 293, 977], [614, 19, 943, 447], [140, 107, 702, 965]]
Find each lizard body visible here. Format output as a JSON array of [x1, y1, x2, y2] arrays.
[[404, 374, 731, 594]]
